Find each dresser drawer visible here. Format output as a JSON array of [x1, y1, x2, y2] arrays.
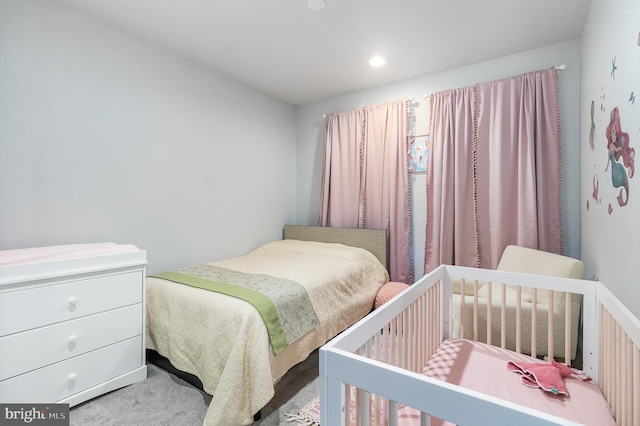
[[0, 270, 142, 336], [0, 335, 143, 403], [0, 304, 142, 381]]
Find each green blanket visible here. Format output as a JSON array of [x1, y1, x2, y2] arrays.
[[151, 264, 319, 355]]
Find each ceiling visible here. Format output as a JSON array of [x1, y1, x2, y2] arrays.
[[58, 0, 592, 106]]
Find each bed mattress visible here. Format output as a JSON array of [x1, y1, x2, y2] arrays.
[[146, 239, 389, 426]]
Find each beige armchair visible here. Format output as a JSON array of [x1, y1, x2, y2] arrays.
[[453, 245, 584, 361]]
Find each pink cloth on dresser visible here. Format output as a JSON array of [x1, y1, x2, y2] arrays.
[[0, 243, 140, 266], [397, 338, 615, 426]]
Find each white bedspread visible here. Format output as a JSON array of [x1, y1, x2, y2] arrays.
[[146, 239, 389, 426]]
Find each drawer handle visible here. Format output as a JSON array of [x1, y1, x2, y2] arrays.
[[67, 373, 78, 390], [68, 297, 78, 311], [68, 336, 78, 346]]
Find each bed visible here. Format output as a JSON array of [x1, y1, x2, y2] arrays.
[[145, 225, 389, 426], [320, 264, 640, 425]]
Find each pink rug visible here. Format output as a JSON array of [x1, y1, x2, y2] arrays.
[[286, 395, 320, 425]]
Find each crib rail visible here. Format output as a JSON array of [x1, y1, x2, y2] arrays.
[[597, 285, 640, 426], [449, 266, 591, 368], [320, 265, 446, 426], [320, 264, 610, 426], [349, 280, 442, 425]]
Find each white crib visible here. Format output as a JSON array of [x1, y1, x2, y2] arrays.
[[320, 264, 640, 425]]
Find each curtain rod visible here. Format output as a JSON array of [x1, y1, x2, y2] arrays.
[[419, 64, 567, 98], [324, 64, 568, 115]]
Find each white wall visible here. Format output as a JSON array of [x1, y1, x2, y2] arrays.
[[581, 0, 640, 317], [0, 0, 297, 274], [296, 39, 582, 278]]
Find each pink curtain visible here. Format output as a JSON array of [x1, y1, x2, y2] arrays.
[[319, 109, 364, 229], [424, 86, 479, 272], [320, 100, 412, 283], [425, 68, 562, 273]]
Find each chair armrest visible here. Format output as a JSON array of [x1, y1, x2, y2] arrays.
[[497, 245, 583, 279]]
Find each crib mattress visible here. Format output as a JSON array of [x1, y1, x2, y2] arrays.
[[399, 338, 615, 426]]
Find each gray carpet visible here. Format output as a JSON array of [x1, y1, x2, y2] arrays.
[[70, 350, 320, 426]]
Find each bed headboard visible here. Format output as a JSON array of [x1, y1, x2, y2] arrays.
[[283, 225, 388, 270]]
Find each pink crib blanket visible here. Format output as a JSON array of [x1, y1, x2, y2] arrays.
[[506, 358, 574, 396], [398, 338, 615, 426]]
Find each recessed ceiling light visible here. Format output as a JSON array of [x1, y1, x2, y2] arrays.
[[369, 56, 386, 67], [307, 0, 326, 11]]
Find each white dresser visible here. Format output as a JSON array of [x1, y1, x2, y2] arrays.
[[0, 244, 147, 406]]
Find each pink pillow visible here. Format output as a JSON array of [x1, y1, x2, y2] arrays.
[[374, 282, 409, 309]]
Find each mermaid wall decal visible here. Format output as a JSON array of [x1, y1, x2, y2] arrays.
[[604, 107, 635, 206]]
